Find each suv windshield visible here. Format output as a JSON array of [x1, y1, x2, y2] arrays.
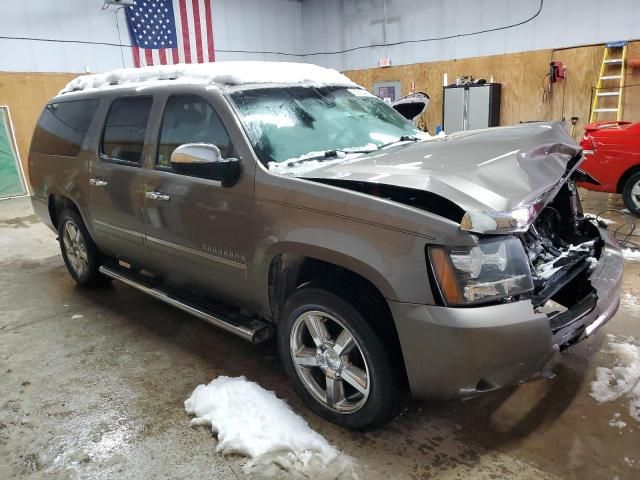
[[229, 86, 426, 167]]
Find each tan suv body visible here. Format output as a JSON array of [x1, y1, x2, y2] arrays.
[[28, 63, 623, 429]]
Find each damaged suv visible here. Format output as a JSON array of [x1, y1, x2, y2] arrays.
[[29, 62, 623, 430]]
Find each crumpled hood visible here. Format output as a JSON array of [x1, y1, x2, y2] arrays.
[[297, 121, 581, 213]]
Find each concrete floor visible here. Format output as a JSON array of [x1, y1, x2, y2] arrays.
[[0, 191, 638, 479]]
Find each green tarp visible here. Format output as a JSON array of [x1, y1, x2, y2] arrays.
[[0, 108, 26, 198]]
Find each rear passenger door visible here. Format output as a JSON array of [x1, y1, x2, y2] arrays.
[[87, 96, 153, 263], [141, 93, 254, 306]]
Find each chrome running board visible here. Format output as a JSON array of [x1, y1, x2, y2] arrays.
[[99, 265, 273, 343]]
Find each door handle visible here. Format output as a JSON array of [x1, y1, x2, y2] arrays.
[[89, 178, 108, 187], [146, 191, 171, 201]]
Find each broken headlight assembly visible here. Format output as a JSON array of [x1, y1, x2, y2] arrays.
[[428, 236, 534, 306]]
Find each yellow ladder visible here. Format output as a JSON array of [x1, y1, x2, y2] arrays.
[[590, 41, 628, 123]]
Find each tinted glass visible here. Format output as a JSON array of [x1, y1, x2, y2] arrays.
[[157, 95, 233, 168], [31, 99, 100, 157], [102, 96, 152, 164]]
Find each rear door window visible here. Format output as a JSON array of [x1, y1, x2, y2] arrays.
[[101, 96, 153, 164], [31, 99, 100, 157], [157, 95, 234, 169]]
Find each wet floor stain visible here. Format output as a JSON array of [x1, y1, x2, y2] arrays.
[[0, 194, 639, 479]]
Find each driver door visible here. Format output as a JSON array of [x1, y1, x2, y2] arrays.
[[141, 93, 255, 306]]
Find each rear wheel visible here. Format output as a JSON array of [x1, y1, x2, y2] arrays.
[[622, 171, 640, 216], [58, 209, 108, 287], [278, 287, 405, 430]]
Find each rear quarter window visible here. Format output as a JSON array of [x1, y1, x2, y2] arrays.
[[101, 96, 153, 164], [31, 99, 100, 157]]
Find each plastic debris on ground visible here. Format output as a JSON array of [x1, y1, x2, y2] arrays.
[[184, 376, 354, 478]]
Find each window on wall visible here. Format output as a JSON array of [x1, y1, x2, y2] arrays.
[[157, 95, 234, 169], [101, 96, 153, 164], [31, 99, 100, 157]]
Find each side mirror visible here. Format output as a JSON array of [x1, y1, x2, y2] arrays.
[[170, 143, 241, 187]]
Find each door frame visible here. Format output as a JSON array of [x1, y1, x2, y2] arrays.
[[0, 105, 30, 199]]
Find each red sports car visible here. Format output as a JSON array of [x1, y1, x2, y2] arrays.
[[579, 121, 640, 215]]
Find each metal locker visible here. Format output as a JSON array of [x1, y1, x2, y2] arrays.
[[443, 83, 501, 133]]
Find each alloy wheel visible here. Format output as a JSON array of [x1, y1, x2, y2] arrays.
[[631, 181, 640, 209], [289, 310, 370, 413], [62, 220, 88, 278]]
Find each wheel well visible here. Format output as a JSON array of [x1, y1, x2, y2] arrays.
[[48, 194, 81, 229], [268, 254, 408, 386], [616, 165, 640, 194]]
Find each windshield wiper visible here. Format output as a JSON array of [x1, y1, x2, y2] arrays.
[[282, 148, 375, 167], [377, 135, 421, 150]]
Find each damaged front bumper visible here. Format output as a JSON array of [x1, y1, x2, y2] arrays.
[[390, 227, 623, 400]]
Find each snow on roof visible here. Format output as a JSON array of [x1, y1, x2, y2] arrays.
[[60, 61, 358, 95]]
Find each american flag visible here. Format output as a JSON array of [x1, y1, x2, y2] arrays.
[[125, 0, 215, 67]]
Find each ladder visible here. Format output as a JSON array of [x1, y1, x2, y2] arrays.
[[590, 41, 628, 123]]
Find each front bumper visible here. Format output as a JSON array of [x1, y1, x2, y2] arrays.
[[390, 228, 623, 400]]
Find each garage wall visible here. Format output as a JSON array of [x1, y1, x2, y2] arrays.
[[302, 0, 640, 71], [0, 73, 78, 183], [343, 41, 640, 138], [0, 0, 303, 182], [0, 0, 303, 73]]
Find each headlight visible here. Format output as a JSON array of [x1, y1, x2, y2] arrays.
[[428, 236, 534, 306]]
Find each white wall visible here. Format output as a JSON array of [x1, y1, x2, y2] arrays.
[[3, 0, 639, 74], [0, 0, 302, 73], [301, 0, 640, 71]]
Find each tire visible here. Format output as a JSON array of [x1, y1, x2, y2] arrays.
[[278, 286, 405, 430], [58, 209, 108, 287], [622, 171, 640, 216]]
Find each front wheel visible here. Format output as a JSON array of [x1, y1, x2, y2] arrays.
[[278, 287, 405, 430], [622, 171, 640, 216], [58, 209, 108, 287]]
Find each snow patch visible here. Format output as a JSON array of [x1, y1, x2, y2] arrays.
[[533, 240, 597, 280], [622, 293, 640, 310], [60, 62, 357, 95], [590, 336, 640, 422], [622, 248, 640, 262], [71, 314, 83, 320], [268, 149, 373, 176], [184, 376, 352, 477]]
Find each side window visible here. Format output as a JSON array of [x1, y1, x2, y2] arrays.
[[157, 95, 234, 168], [31, 99, 100, 157], [101, 96, 152, 164]]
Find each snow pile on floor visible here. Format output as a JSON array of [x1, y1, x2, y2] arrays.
[[590, 335, 640, 422], [60, 61, 357, 95], [185, 376, 352, 478], [622, 293, 640, 309], [622, 248, 640, 262]]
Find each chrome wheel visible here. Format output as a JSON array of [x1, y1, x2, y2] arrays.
[[289, 310, 370, 413], [62, 220, 88, 278], [631, 181, 640, 209]]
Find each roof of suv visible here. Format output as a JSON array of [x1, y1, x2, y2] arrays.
[[59, 61, 358, 96]]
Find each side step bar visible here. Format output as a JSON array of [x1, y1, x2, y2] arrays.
[[99, 265, 273, 344]]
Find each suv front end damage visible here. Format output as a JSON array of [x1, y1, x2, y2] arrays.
[[386, 143, 622, 400], [391, 195, 623, 399]]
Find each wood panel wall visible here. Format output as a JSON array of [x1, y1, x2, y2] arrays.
[[2, 42, 640, 186], [344, 41, 640, 138], [0, 72, 77, 183]]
